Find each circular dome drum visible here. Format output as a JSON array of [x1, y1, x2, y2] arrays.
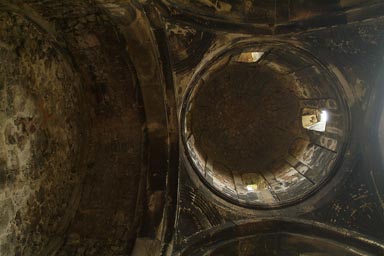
[[181, 42, 349, 208]]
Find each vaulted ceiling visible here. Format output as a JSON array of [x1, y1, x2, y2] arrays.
[[0, 1, 384, 256]]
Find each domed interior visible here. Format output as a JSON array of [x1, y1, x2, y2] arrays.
[[183, 45, 348, 207], [1, 1, 383, 255]]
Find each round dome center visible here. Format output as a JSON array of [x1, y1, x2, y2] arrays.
[[190, 63, 300, 173]]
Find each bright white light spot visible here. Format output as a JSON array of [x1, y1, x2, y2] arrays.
[[321, 110, 328, 122], [246, 184, 258, 191]]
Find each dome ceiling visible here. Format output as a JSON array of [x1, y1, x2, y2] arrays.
[[182, 43, 348, 207]]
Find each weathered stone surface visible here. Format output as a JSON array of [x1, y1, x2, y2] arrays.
[[0, 1, 146, 255], [0, 10, 85, 256]]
